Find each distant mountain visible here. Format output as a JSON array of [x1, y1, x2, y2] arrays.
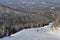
[[0, 0, 60, 11]]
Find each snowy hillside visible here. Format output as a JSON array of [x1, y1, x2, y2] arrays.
[[0, 23, 60, 40], [0, 0, 60, 11]]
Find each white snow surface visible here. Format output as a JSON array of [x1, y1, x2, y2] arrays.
[[0, 23, 60, 40]]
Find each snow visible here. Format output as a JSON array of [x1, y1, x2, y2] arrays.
[[0, 23, 60, 40], [42, 2, 46, 4], [50, 7, 55, 9]]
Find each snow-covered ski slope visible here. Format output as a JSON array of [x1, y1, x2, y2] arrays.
[[0, 23, 60, 40]]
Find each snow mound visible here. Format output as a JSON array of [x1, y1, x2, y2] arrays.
[[0, 23, 60, 40]]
